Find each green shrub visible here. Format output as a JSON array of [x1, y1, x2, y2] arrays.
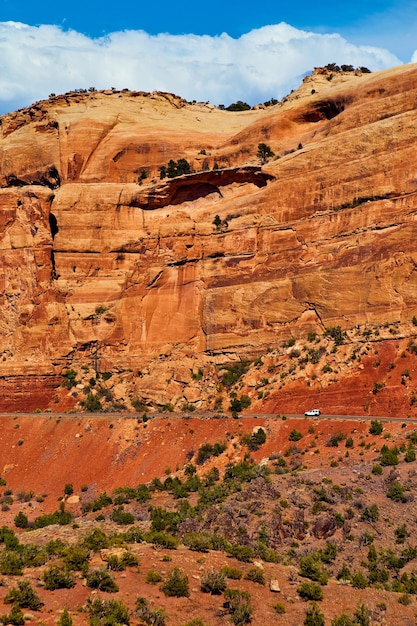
[[87, 567, 119, 592], [221, 565, 243, 580], [273, 602, 286, 614], [87, 597, 130, 625], [83, 527, 109, 550], [83, 392, 102, 412], [226, 100, 251, 111], [331, 615, 355, 626], [43, 566, 75, 590], [135, 597, 166, 626], [110, 506, 135, 525], [304, 602, 325, 626], [0, 550, 23, 575], [327, 432, 346, 447], [351, 571, 368, 589], [106, 555, 126, 571], [372, 464, 383, 475], [289, 429, 303, 441], [160, 567, 190, 597], [196, 441, 226, 465], [200, 569, 227, 594], [62, 369, 78, 389], [182, 532, 211, 552], [223, 589, 252, 625], [361, 504, 379, 523], [4, 580, 44, 609], [57, 609, 73, 626], [14, 512, 28, 529], [244, 567, 265, 585], [0, 605, 24, 626], [64, 543, 90, 571], [227, 544, 254, 562], [369, 420, 383, 435], [298, 581, 323, 601], [387, 481, 407, 502], [299, 554, 328, 585], [33, 508, 73, 528], [146, 570, 163, 584], [145, 530, 179, 549]]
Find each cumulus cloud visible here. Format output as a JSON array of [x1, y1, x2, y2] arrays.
[[0, 20, 404, 114]]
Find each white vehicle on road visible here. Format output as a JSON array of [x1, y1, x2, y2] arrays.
[[304, 409, 321, 417]]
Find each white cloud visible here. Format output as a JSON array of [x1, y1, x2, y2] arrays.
[[0, 21, 404, 114]]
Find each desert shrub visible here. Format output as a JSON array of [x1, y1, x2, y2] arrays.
[[320, 541, 338, 563], [43, 566, 75, 590], [106, 555, 126, 571], [83, 392, 102, 412], [110, 506, 135, 525], [123, 525, 144, 543], [135, 597, 166, 626], [244, 567, 265, 585], [20, 543, 47, 568], [83, 528, 110, 551], [372, 464, 383, 475], [146, 569, 163, 584], [327, 432, 346, 447], [220, 361, 250, 387], [226, 100, 251, 111], [196, 441, 227, 465], [121, 552, 138, 567], [361, 504, 379, 523], [273, 602, 286, 614], [351, 571, 369, 589], [62, 369, 78, 389], [200, 569, 227, 594], [0, 605, 24, 626], [4, 580, 44, 609], [64, 543, 90, 571], [87, 597, 130, 625], [369, 420, 383, 435], [87, 567, 119, 592], [298, 581, 323, 601], [90, 491, 113, 511], [221, 565, 243, 580], [289, 429, 303, 441], [242, 428, 266, 451], [353, 604, 370, 626], [405, 445, 416, 462], [223, 589, 252, 625], [182, 532, 211, 552], [13, 512, 28, 529], [331, 615, 355, 626], [145, 530, 179, 549], [57, 609, 73, 626], [46, 539, 68, 557], [325, 326, 345, 345], [149, 506, 181, 533], [0, 550, 23, 575], [299, 555, 328, 585], [160, 567, 189, 597], [304, 602, 325, 626], [33, 508, 73, 528], [387, 481, 407, 502], [227, 544, 254, 562]]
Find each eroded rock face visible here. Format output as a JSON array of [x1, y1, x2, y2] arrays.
[[1, 66, 417, 410]]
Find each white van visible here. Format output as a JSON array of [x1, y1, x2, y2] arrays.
[[304, 409, 320, 416]]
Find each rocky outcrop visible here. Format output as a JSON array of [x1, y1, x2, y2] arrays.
[[1, 65, 417, 411]]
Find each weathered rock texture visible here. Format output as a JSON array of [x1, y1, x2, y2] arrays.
[[1, 65, 417, 411]]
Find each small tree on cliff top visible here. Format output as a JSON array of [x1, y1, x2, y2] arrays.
[[257, 143, 274, 164]]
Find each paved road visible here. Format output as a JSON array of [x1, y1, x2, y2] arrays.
[[1, 411, 416, 423]]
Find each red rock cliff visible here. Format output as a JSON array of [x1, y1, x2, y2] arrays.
[[1, 66, 417, 412]]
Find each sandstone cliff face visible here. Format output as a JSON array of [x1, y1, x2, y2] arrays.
[[1, 66, 417, 412]]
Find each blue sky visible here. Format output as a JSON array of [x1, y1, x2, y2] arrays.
[[0, 0, 415, 114]]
